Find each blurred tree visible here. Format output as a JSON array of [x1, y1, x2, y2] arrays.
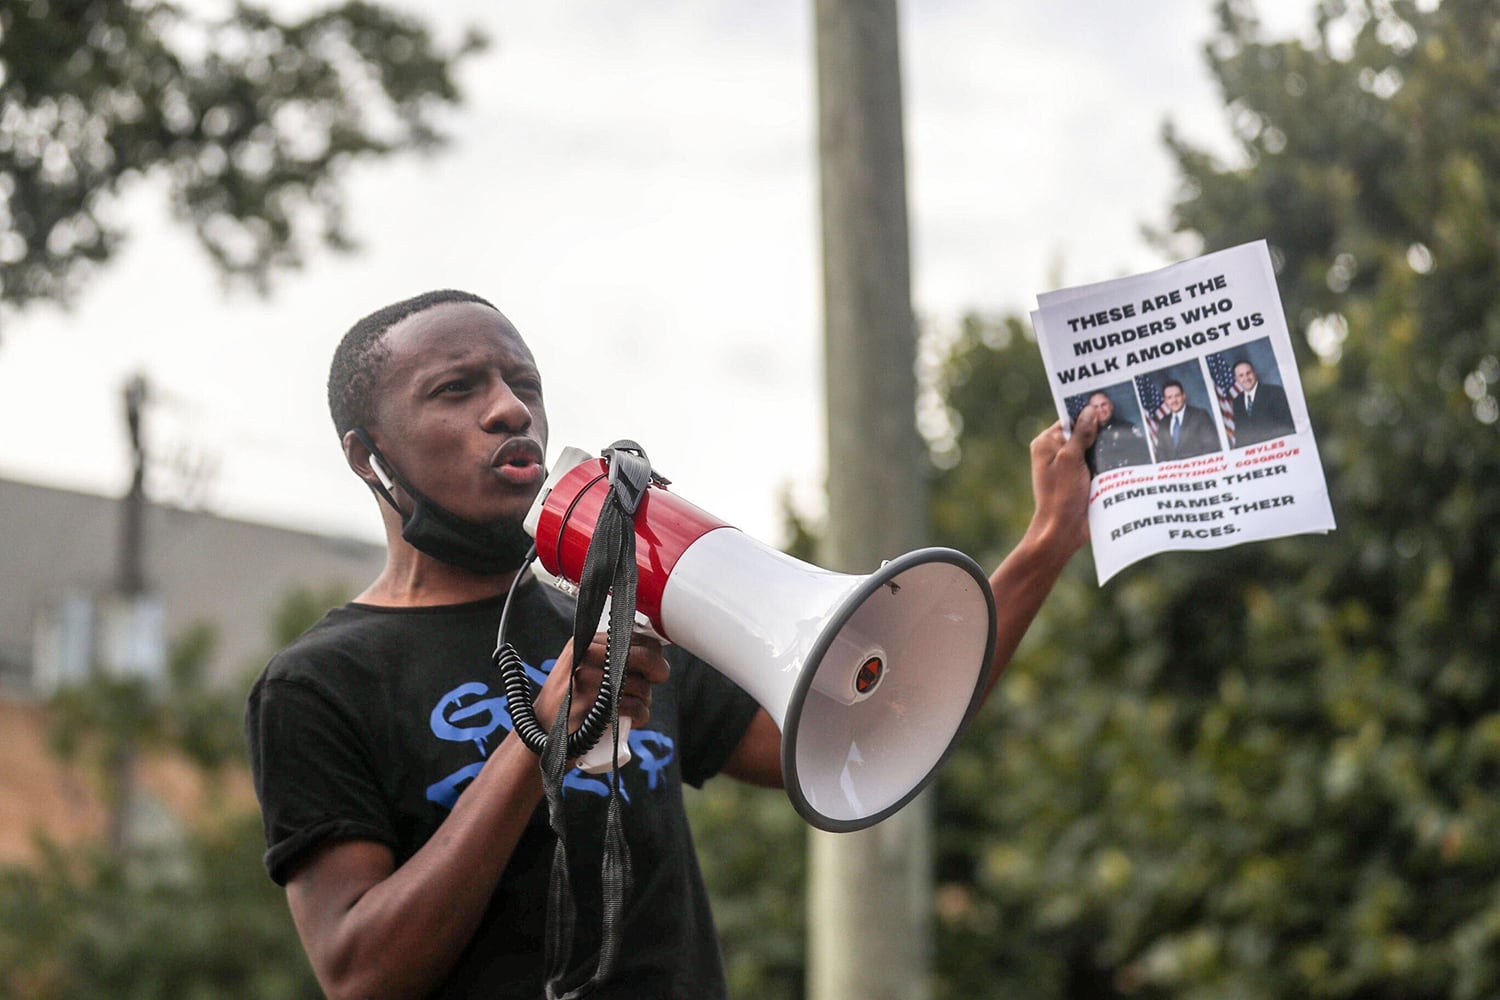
[[688, 780, 808, 1000], [0, 584, 349, 999], [48, 622, 243, 785], [924, 0, 1500, 997], [0, 0, 483, 313], [0, 815, 320, 999]]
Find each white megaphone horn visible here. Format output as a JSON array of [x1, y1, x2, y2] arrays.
[[522, 446, 998, 833]]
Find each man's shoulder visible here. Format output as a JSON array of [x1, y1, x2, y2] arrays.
[[262, 599, 499, 678], [260, 604, 378, 684]]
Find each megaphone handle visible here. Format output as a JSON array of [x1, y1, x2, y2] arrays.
[[574, 717, 633, 774]]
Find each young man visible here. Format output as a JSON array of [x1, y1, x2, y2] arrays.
[[246, 289, 1098, 999]]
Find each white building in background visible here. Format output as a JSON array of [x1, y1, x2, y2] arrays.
[[0, 476, 385, 698], [0, 476, 387, 862]]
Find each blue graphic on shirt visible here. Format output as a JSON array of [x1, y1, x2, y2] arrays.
[[429, 682, 508, 757], [424, 656, 676, 810]]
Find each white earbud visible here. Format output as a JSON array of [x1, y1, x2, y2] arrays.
[[371, 457, 396, 492]]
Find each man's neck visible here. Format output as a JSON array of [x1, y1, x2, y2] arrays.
[[357, 547, 521, 607]]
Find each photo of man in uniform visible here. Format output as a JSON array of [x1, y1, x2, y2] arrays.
[[1080, 389, 1150, 474]]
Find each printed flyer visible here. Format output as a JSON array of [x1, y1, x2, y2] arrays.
[[1031, 240, 1336, 583]]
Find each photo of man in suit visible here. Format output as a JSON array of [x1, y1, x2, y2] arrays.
[[1230, 358, 1295, 446], [1154, 379, 1220, 461]]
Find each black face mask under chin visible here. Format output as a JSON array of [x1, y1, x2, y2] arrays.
[[354, 429, 534, 576]]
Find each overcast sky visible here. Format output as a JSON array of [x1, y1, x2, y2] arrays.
[[0, 0, 1315, 550]]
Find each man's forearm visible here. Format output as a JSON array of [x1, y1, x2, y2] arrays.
[[984, 521, 1080, 699], [291, 734, 546, 1000]]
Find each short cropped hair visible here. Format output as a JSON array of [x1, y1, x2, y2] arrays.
[[327, 289, 497, 437]]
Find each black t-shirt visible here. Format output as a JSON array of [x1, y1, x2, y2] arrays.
[[245, 578, 760, 999]]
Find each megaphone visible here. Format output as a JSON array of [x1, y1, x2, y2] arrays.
[[522, 446, 997, 833]]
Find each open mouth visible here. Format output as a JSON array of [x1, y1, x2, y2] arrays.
[[492, 440, 546, 485]]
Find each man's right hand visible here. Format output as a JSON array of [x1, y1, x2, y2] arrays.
[[533, 633, 671, 751]]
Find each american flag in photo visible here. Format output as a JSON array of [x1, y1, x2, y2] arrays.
[[1206, 352, 1242, 445], [1134, 374, 1170, 451]]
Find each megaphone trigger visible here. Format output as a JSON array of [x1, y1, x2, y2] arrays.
[[575, 717, 633, 774]]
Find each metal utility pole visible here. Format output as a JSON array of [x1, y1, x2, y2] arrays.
[[120, 373, 149, 597], [107, 372, 151, 853], [810, 2, 931, 998]]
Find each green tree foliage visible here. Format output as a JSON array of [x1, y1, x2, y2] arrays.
[[0, 816, 319, 999], [688, 780, 808, 999], [0, 585, 348, 999], [0, 0, 483, 312], [925, 1, 1500, 996], [47, 623, 243, 784]]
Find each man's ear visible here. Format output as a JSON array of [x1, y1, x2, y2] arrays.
[[343, 429, 393, 492]]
